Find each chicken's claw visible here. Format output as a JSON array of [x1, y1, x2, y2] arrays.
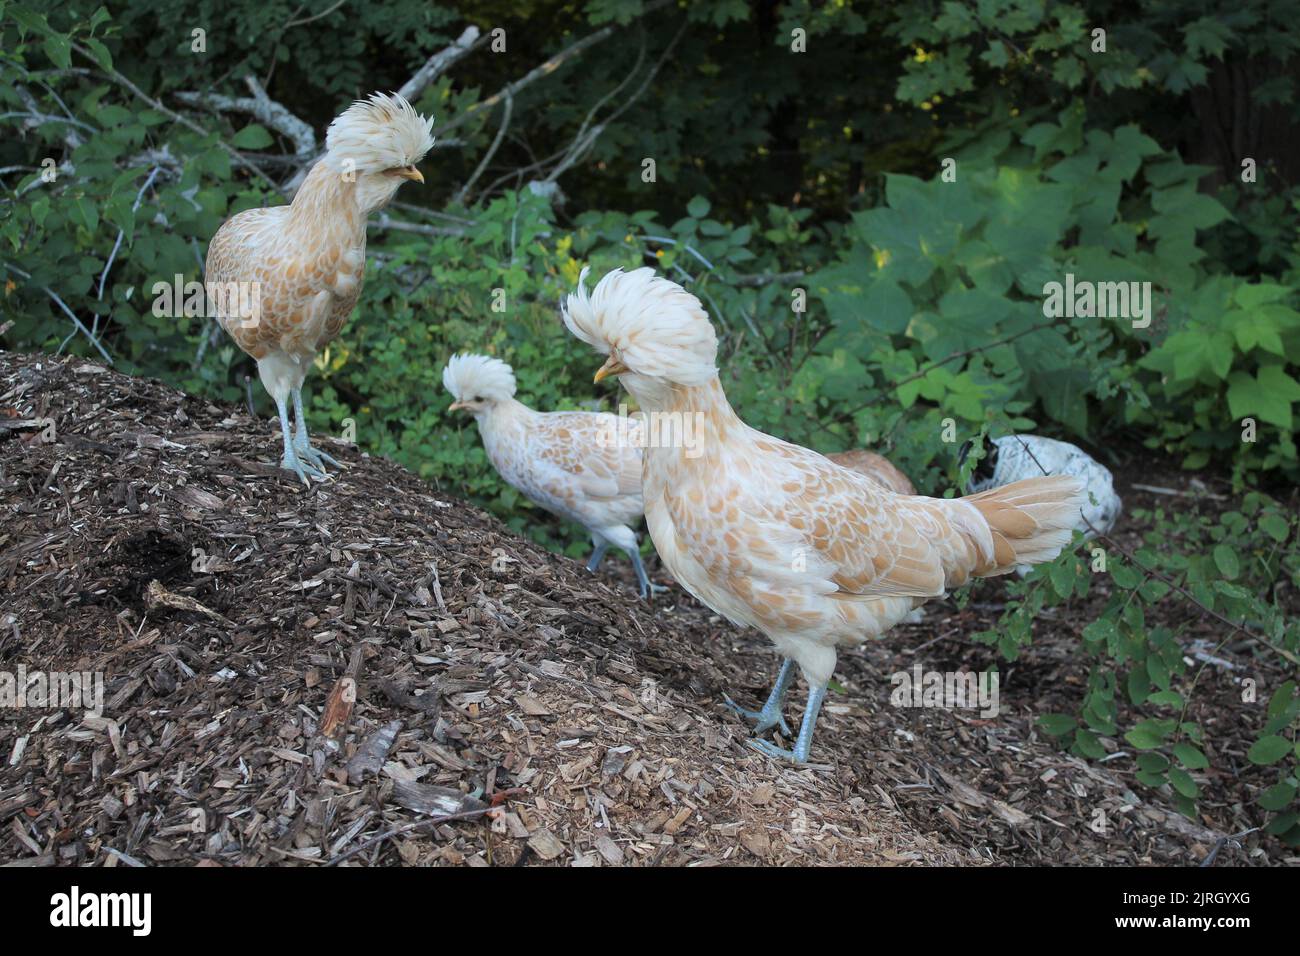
[[281, 445, 325, 486], [747, 738, 803, 763], [295, 440, 342, 473], [723, 694, 793, 738]]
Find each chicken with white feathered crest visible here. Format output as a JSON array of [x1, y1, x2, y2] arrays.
[[206, 92, 434, 484], [563, 266, 1088, 763], [442, 353, 662, 599]]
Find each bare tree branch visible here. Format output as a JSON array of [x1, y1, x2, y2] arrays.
[[435, 0, 676, 142], [69, 41, 282, 193], [97, 166, 161, 300], [369, 213, 467, 238], [284, 0, 348, 30], [454, 91, 513, 206], [542, 19, 686, 185], [1, 262, 113, 364], [398, 25, 483, 103], [277, 27, 482, 194], [175, 75, 317, 162]]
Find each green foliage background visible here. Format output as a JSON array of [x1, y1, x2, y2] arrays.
[[2, 0, 1299, 842]]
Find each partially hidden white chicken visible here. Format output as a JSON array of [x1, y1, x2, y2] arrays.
[[442, 353, 661, 598], [563, 267, 1088, 763], [961, 434, 1120, 574], [206, 92, 434, 484]]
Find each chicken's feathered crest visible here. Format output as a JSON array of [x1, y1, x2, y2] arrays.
[[563, 267, 718, 386], [442, 353, 517, 403], [324, 92, 435, 174]]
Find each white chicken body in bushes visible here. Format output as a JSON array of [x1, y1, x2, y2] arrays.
[[962, 435, 1121, 573]]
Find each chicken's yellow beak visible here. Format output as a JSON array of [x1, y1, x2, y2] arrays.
[[448, 400, 470, 412], [594, 356, 629, 383], [398, 165, 425, 184]]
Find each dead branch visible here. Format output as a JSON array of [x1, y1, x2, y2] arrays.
[[175, 75, 317, 162], [435, 0, 676, 141], [320, 646, 364, 741], [397, 25, 484, 103], [0, 262, 113, 365], [69, 41, 281, 193], [369, 213, 467, 238], [284, 0, 348, 30], [541, 19, 689, 187], [454, 90, 513, 205]]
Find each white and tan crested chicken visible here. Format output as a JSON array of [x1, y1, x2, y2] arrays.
[[563, 267, 1087, 763], [206, 92, 434, 484], [442, 353, 662, 598]]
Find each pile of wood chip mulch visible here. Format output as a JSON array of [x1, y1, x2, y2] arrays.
[[0, 350, 1290, 866]]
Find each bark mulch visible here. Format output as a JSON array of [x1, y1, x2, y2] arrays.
[[0, 350, 1288, 866]]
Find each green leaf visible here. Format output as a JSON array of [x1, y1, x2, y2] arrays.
[[1146, 654, 1171, 690], [1136, 769, 1168, 788], [1038, 713, 1077, 736], [1049, 559, 1074, 599], [860, 275, 913, 335], [1247, 735, 1293, 765], [231, 124, 274, 150], [42, 33, 72, 69], [686, 196, 710, 219], [1258, 782, 1297, 812], [1168, 767, 1199, 799], [1074, 729, 1106, 760], [1110, 561, 1141, 589], [82, 37, 113, 71], [1125, 726, 1165, 750], [1227, 366, 1300, 429], [1259, 514, 1290, 543], [1212, 544, 1239, 579], [1174, 742, 1209, 770], [71, 196, 100, 233], [1137, 753, 1169, 773], [1184, 16, 1233, 60]]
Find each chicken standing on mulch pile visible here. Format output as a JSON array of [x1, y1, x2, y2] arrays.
[[0, 351, 1283, 866]]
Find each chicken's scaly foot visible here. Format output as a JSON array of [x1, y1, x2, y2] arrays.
[[282, 444, 325, 486], [724, 657, 795, 737], [747, 682, 826, 764], [292, 388, 342, 474], [275, 395, 323, 487], [630, 550, 667, 600], [294, 439, 341, 473], [723, 695, 793, 738]]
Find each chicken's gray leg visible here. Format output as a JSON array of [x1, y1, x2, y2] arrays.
[[292, 387, 342, 472], [629, 548, 667, 599], [749, 682, 826, 763], [725, 657, 795, 737], [276, 394, 322, 485], [586, 542, 609, 572]]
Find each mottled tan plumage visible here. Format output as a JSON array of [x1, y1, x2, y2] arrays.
[[564, 267, 1087, 761], [205, 92, 434, 484], [208, 162, 365, 363]]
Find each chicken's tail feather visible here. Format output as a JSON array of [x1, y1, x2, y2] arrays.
[[964, 475, 1086, 575]]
